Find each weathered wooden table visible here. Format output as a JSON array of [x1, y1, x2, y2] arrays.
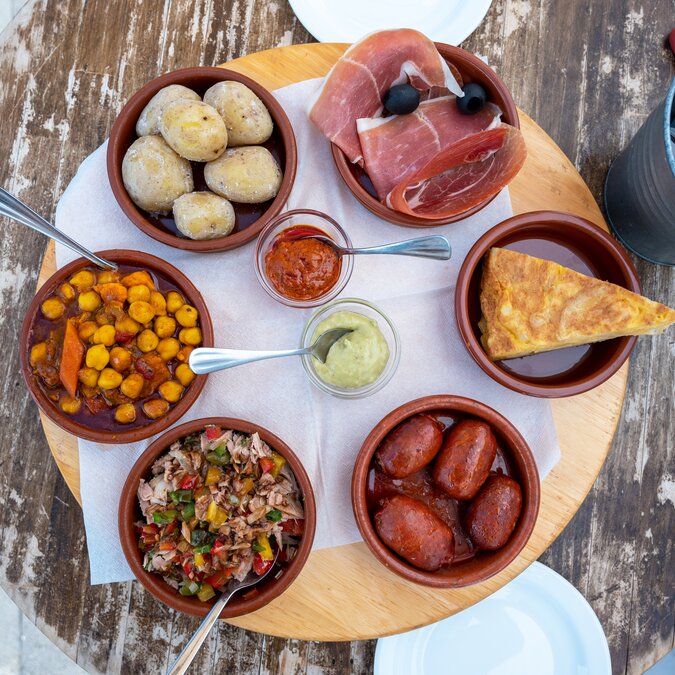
[[0, 1, 672, 673]]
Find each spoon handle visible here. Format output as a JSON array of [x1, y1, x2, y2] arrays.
[[349, 235, 451, 260], [165, 592, 231, 675], [0, 187, 117, 270], [189, 346, 307, 374]]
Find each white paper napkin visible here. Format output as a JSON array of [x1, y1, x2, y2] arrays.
[[54, 78, 561, 584]]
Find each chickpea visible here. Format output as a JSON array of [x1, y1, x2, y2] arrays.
[[121, 270, 155, 290], [149, 291, 167, 316], [93, 324, 116, 347], [97, 270, 120, 284], [127, 284, 151, 303], [143, 398, 170, 419], [78, 367, 99, 388], [78, 290, 102, 312], [179, 327, 202, 346], [98, 367, 123, 390], [95, 310, 113, 326], [159, 380, 184, 402], [120, 373, 144, 399], [137, 329, 159, 353], [30, 342, 49, 367], [175, 363, 196, 387], [128, 301, 155, 324], [85, 344, 110, 371], [114, 403, 137, 424], [41, 296, 66, 320], [115, 315, 141, 336], [176, 345, 193, 363], [69, 269, 96, 290], [109, 347, 132, 372], [60, 394, 81, 415], [154, 316, 176, 338], [78, 321, 98, 342], [166, 291, 185, 314], [175, 304, 199, 328], [157, 337, 180, 361], [59, 282, 76, 302]]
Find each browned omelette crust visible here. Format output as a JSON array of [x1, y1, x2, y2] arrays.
[[479, 248, 675, 360]]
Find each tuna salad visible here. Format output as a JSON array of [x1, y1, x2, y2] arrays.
[[136, 424, 305, 602]]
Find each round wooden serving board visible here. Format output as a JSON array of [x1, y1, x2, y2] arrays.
[[36, 43, 628, 641]]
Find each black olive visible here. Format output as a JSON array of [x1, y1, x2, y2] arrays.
[[457, 82, 488, 115], [383, 84, 421, 115]]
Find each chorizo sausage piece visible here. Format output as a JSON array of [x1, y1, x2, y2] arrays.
[[374, 494, 454, 571], [432, 419, 497, 500], [376, 414, 444, 478], [464, 474, 523, 550]]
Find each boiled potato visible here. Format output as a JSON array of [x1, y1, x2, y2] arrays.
[[159, 100, 228, 162], [172, 192, 235, 240], [203, 81, 273, 146], [122, 136, 193, 214], [136, 84, 201, 136], [204, 147, 282, 204]]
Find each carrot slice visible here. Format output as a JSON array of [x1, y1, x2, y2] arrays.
[[59, 318, 84, 397]]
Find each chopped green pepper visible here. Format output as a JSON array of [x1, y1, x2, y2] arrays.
[[170, 489, 194, 504], [252, 540, 265, 553], [193, 542, 213, 554], [181, 501, 195, 520], [206, 452, 230, 466], [179, 581, 201, 596], [191, 529, 215, 546], [153, 509, 178, 524], [213, 444, 230, 460], [266, 509, 283, 522]]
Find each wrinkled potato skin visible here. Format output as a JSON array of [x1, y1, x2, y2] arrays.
[[172, 192, 236, 240], [204, 146, 282, 204], [203, 81, 273, 146], [159, 100, 228, 162], [122, 136, 193, 214], [135, 84, 201, 137]]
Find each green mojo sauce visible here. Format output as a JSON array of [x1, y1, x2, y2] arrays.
[[311, 311, 389, 388]]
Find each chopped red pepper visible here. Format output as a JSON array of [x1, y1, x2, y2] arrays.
[[280, 519, 304, 536], [164, 520, 179, 535], [205, 569, 232, 589], [84, 396, 111, 414], [135, 357, 155, 380], [252, 553, 273, 576], [259, 457, 275, 474], [159, 540, 177, 552], [114, 330, 134, 344], [205, 426, 222, 440], [179, 474, 198, 490]]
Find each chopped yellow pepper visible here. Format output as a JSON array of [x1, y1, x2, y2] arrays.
[[206, 501, 228, 528], [270, 451, 286, 478], [238, 477, 254, 495], [255, 533, 274, 561], [193, 552, 205, 567], [205, 466, 222, 486], [197, 582, 216, 602]]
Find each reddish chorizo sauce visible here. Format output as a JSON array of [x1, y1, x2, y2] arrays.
[[366, 412, 515, 566], [264, 225, 341, 301]]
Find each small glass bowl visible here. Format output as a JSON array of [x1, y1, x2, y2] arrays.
[[300, 298, 401, 399], [254, 209, 354, 308]]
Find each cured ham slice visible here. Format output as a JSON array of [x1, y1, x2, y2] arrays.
[[386, 124, 527, 219], [309, 29, 463, 163], [357, 97, 500, 200]]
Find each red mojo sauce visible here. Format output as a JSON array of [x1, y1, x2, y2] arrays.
[[366, 413, 515, 565], [264, 225, 341, 301]]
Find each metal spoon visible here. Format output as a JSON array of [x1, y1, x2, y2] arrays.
[[166, 549, 280, 675], [189, 328, 352, 375], [0, 187, 117, 270], [299, 233, 451, 261]]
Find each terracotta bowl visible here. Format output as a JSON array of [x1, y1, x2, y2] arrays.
[[119, 417, 316, 618], [352, 395, 540, 588], [331, 43, 520, 227], [107, 67, 297, 252], [455, 210, 641, 398], [19, 249, 213, 444]]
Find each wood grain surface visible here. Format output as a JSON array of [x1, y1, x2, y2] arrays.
[[34, 40, 629, 640], [0, 1, 673, 674]]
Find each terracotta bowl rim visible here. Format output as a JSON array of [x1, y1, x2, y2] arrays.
[[330, 42, 520, 228], [351, 394, 540, 588], [107, 66, 298, 252], [118, 416, 316, 618], [454, 209, 640, 398], [19, 249, 213, 444]]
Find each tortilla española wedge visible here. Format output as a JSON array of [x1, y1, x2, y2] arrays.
[[479, 247, 675, 361]]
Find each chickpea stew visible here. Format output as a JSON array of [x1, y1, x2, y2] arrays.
[[26, 263, 204, 433]]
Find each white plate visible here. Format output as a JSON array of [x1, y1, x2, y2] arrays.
[[288, 0, 494, 45], [374, 562, 611, 675]]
